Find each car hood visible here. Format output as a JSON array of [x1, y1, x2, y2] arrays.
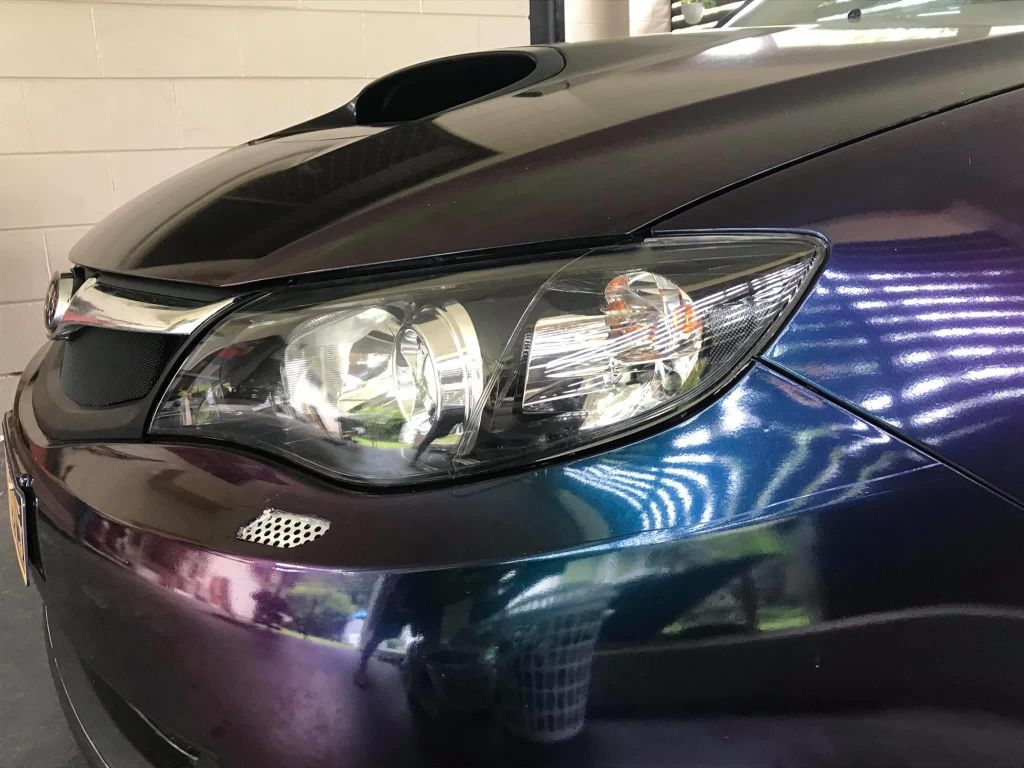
[[72, 24, 1024, 287]]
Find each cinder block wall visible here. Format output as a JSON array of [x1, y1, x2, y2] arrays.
[[0, 0, 529, 411], [564, 0, 628, 42]]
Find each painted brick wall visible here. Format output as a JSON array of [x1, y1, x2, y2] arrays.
[[0, 0, 529, 411], [564, 0, 628, 42]]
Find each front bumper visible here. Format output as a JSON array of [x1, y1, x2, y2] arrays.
[[44, 606, 211, 768], [10, 361, 1024, 767]]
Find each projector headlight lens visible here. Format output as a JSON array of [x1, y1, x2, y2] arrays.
[[151, 234, 825, 485]]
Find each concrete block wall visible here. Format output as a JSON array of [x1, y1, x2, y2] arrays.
[[0, 0, 529, 411], [564, 0, 628, 42]]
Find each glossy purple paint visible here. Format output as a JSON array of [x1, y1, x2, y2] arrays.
[[11, 366, 1024, 767], [660, 87, 1024, 504]]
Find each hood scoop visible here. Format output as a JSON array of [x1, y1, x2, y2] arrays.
[[273, 48, 564, 138]]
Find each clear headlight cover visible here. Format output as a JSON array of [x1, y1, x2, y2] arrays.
[[151, 234, 824, 485]]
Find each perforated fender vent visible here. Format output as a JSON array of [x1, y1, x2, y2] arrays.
[[236, 509, 330, 549]]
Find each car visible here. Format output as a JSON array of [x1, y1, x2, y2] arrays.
[[7, 1, 1024, 766]]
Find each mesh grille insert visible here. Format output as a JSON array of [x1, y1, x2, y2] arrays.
[[236, 509, 330, 549], [60, 327, 184, 407]]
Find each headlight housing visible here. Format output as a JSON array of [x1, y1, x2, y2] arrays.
[[151, 234, 825, 485]]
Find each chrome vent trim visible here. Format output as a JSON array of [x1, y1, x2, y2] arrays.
[[44, 271, 75, 339], [236, 509, 330, 549], [54, 277, 235, 339]]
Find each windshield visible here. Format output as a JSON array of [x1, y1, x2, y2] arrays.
[[724, 0, 1024, 27]]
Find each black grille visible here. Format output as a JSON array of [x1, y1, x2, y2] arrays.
[[60, 327, 184, 407]]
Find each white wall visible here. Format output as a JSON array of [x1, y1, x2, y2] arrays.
[[0, 0, 529, 411], [564, 0, 628, 42], [628, 0, 669, 36]]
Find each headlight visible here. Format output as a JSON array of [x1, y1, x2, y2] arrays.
[[151, 234, 825, 485]]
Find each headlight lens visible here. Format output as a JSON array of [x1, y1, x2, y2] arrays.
[[151, 234, 824, 485], [522, 269, 704, 428]]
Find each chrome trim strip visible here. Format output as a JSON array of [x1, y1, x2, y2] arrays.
[[129, 705, 202, 763], [44, 271, 75, 339], [55, 278, 235, 338]]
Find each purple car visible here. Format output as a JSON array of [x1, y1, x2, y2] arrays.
[[7, 1, 1024, 766]]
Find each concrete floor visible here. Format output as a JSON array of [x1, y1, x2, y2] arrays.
[[0, 460, 87, 768]]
